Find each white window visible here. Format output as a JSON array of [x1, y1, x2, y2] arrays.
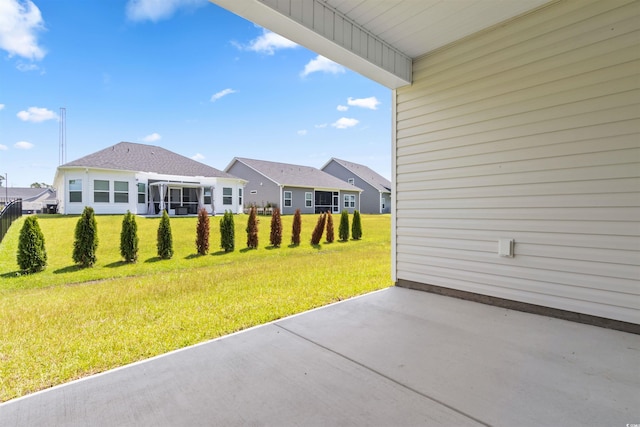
[[348, 178, 355, 185], [223, 187, 232, 205], [382, 197, 386, 209], [69, 179, 82, 203], [284, 191, 292, 207], [238, 188, 243, 207], [114, 181, 129, 203], [344, 194, 355, 208], [137, 183, 146, 204], [94, 180, 109, 203], [204, 188, 211, 205], [305, 192, 312, 208]]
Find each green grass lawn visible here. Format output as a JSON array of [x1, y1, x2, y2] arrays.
[[0, 213, 391, 402]]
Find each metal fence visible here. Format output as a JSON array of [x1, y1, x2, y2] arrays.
[[0, 198, 22, 244]]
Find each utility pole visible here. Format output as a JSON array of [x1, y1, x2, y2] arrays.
[[59, 107, 66, 165]]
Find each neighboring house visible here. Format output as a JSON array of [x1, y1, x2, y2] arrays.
[[321, 158, 391, 214], [54, 142, 246, 216], [1, 187, 57, 214], [212, 1, 639, 330], [225, 157, 362, 215]]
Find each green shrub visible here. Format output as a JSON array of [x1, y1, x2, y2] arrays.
[[120, 211, 139, 263], [246, 206, 259, 249], [73, 206, 98, 267], [339, 210, 349, 241], [351, 210, 362, 240], [291, 209, 301, 246], [220, 210, 235, 252], [310, 213, 326, 245], [195, 208, 210, 255], [157, 210, 173, 259], [17, 216, 47, 273], [325, 211, 334, 243], [269, 207, 282, 248]]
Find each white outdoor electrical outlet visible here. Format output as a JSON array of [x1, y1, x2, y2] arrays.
[[498, 239, 514, 257]]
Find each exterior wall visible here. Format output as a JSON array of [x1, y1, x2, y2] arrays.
[[394, 0, 640, 324], [58, 169, 138, 215], [380, 192, 391, 215], [340, 190, 361, 214], [227, 161, 281, 211], [214, 178, 245, 215], [322, 161, 383, 214], [281, 186, 315, 215]]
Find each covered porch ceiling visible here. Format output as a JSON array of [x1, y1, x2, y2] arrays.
[[209, 0, 551, 88]]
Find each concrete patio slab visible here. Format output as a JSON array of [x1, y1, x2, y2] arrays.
[[1, 287, 638, 426]]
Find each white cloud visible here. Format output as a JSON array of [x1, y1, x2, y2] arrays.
[[300, 55, 345, 77], [331, 117, 359, 129], [142, 132, 161, 142], [347, 96, 380, 110], [315, 123, 328, 129], [245, 29, 298, 55], [126, 0, 207, 22], [211, 88, 236, 102], [0, 144, 7, 150], [0, 104, 4, 110], [0, 0, 46, 60], [191, 153, 205, 161], [15, 141, 34, 150], [337, 105, 348, 112], [297, 130, 307, 136], [16, 62, 39, 72], [17, 106, 56, 122]]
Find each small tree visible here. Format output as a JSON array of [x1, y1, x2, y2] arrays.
[[157, 210, 173, 259], [325, 211, 334, 243], [246, 206, 259, 249], [310, 213, 326, 245], [291, 209, 302, 246], [73, 206, 99, 267], [195, 208, 210, 255], [17, 216, 47, 273], [120, 211, 139, 263], [339, 210, 349, 241], [269, 207, 282, 248], [220, 210, 235, 252], [351, 210, 362, 240]]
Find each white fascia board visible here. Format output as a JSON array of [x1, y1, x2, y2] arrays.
[[209, 0, 412, 89]]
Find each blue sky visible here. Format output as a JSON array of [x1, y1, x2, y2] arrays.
[[0, 0, 391, 188]]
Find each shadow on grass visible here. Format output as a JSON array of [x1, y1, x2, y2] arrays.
[[54, 264, 83, 274], [265, 245, 282, 250], [1, 270, 22, 279], [239, 247, 257, 253], [211, 250, 232, 256], [311, 244, 322, 250], [287, 243, 300, 249], [105, 261, 128, 268], [185, 254, 202, 260], [144, 257, 163, 263]]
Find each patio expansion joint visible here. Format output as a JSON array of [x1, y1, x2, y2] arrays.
[[273, 323, 491, 427]]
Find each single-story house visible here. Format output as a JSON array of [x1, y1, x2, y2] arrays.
[[225, 157, 362, 215], [54, 142, 246, 216], [0, 187, 57, 214], [211, 0, 639, 331], [321, 158, 391, 214]]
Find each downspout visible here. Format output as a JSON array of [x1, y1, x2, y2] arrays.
[[279, 185, 284, 212]]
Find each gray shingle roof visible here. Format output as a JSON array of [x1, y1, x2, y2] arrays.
[[230, 158, 362, 191], [326, 158, 391, 193], [61, 142, 236, 178], [2, 187, 56, 202]]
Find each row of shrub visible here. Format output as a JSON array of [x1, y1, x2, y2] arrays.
[[15, 207, 363, 274]]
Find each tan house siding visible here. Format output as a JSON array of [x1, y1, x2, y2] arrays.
[[394, 0, 640, 324]]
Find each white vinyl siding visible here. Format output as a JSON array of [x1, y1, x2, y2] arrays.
[[394, 0, 640, 324]]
